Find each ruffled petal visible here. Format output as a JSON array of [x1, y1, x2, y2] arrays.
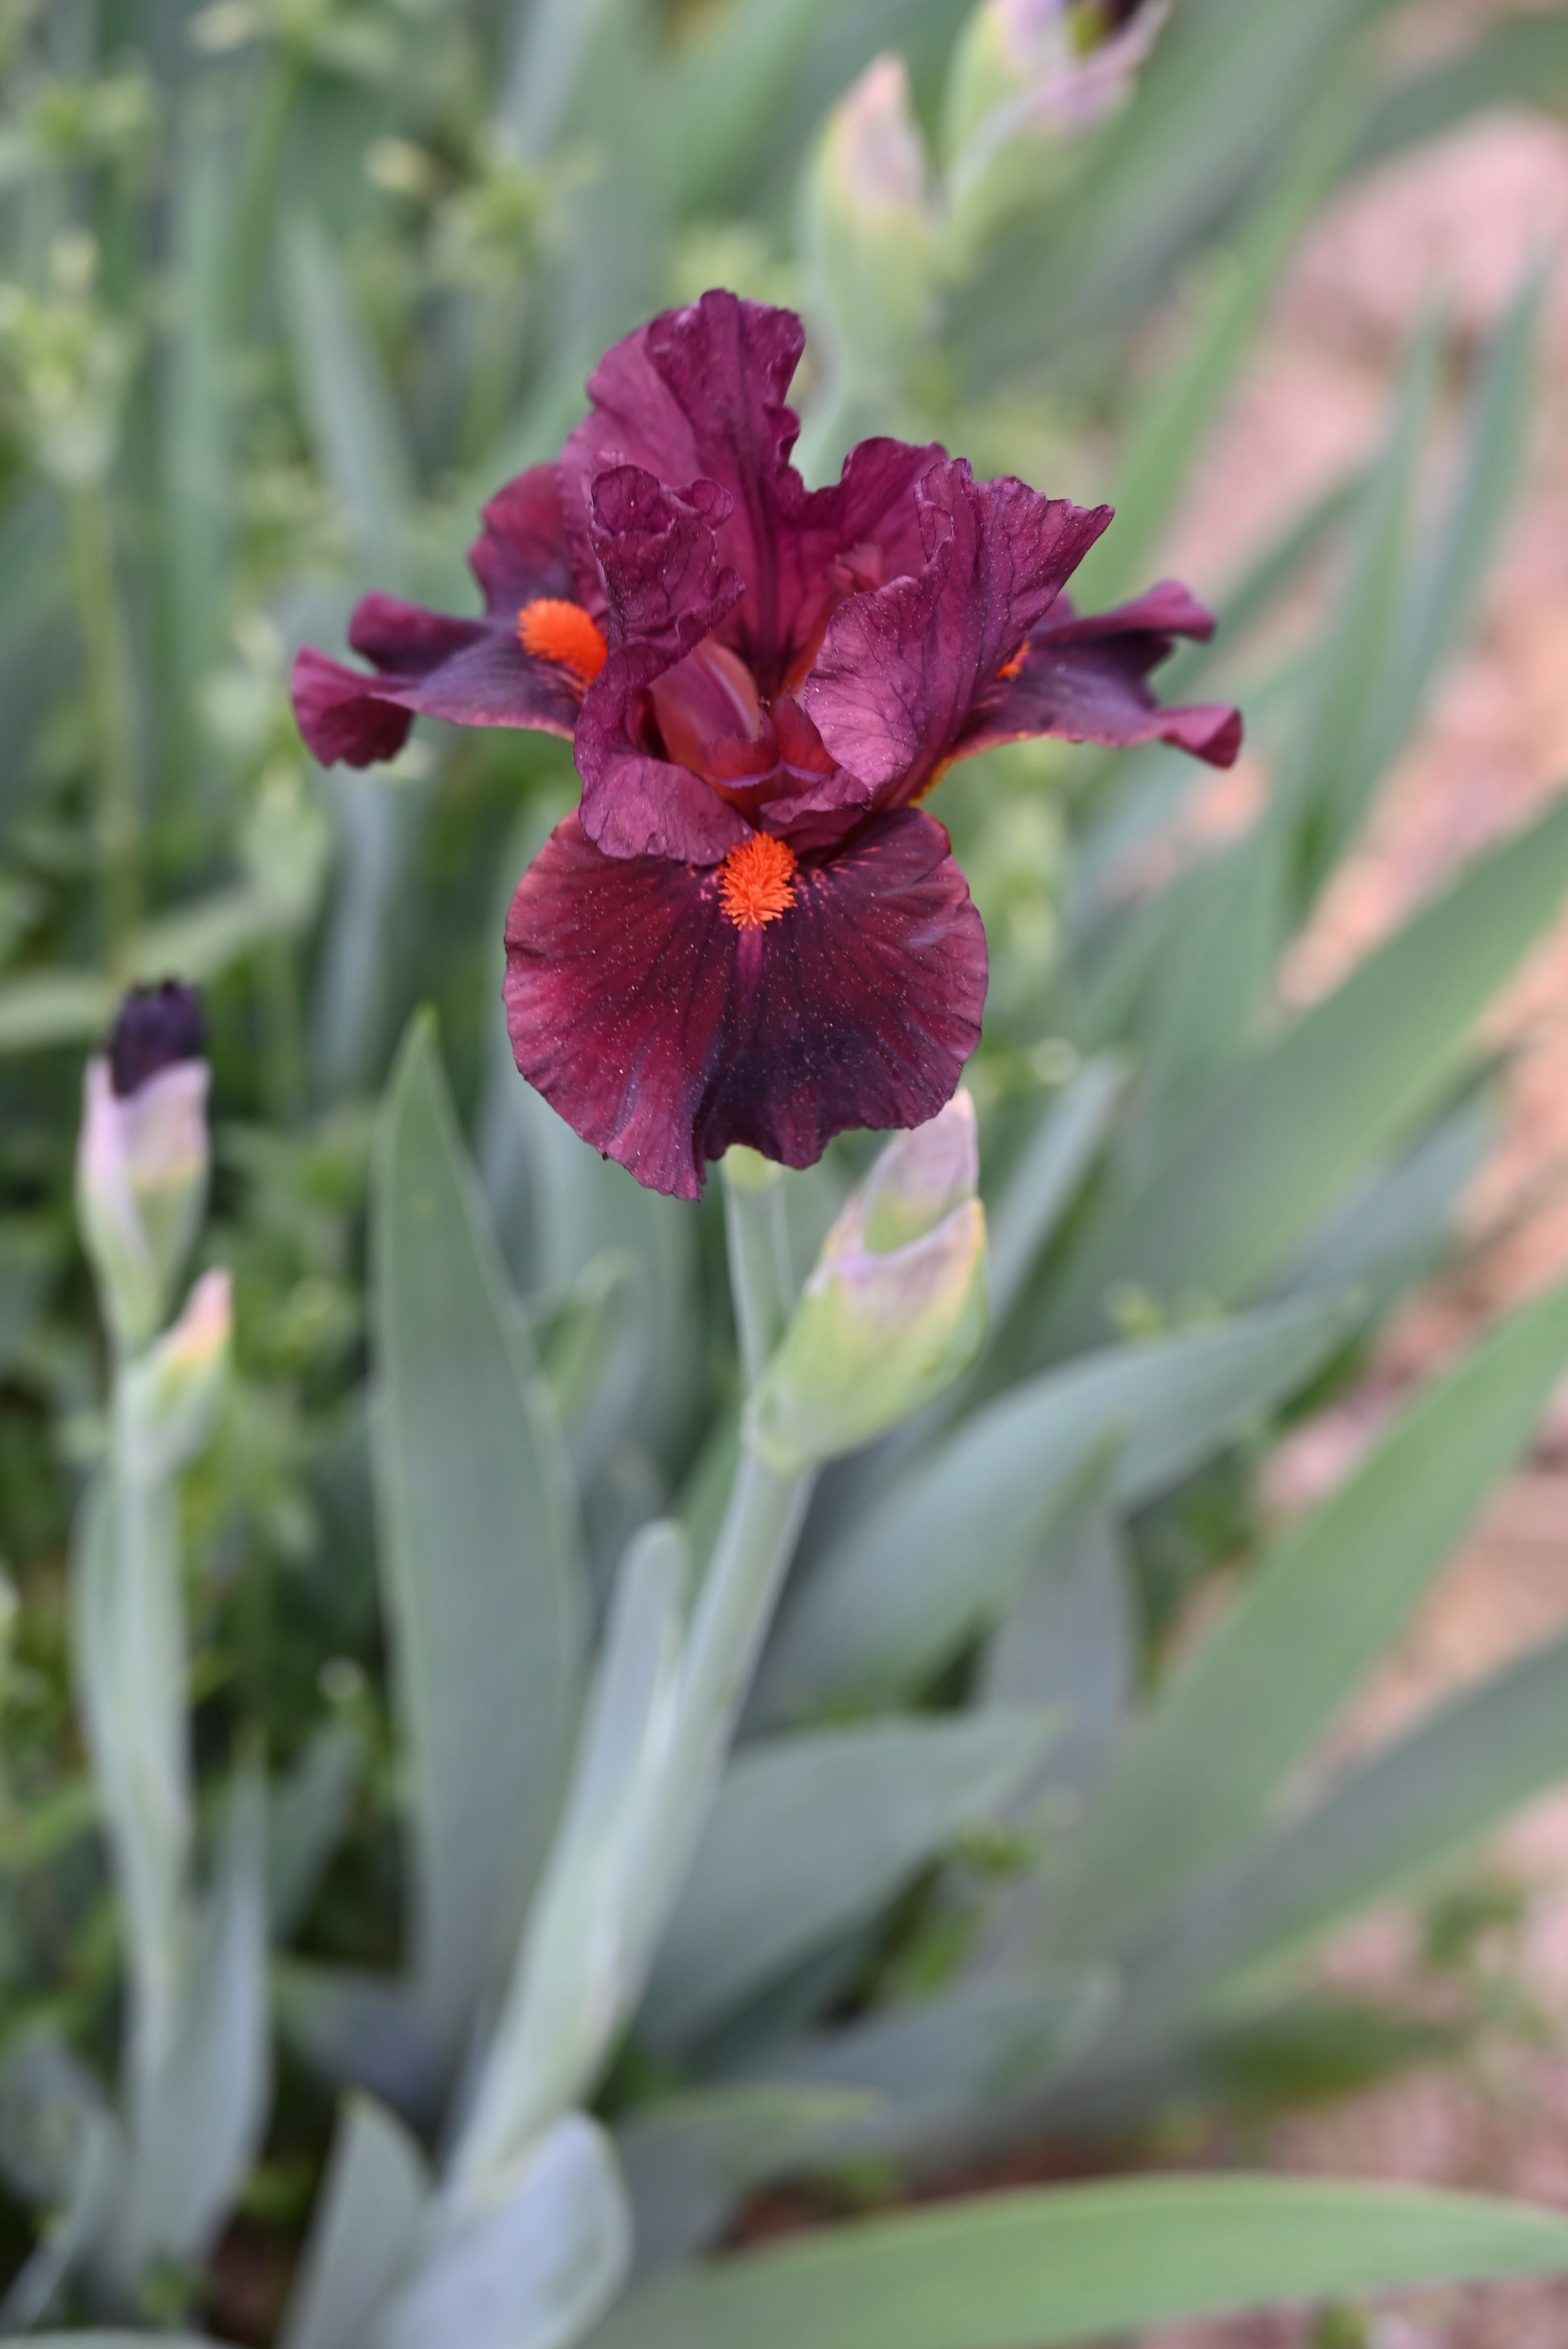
[[770, 434, 948, 691], [573, 467, 751, 862], [960, 579, 1242, 767], [503, 809, 987, 1199], [466, 462, 587, 616], [590, 465, 742, 653], [562, 293, 802, 671], [804, 459, 1112, 804], [564, 290, 943, 691]]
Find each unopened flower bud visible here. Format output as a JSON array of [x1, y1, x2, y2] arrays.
[[944, 0, 1165, 247], [77, 982, 210, 1352], [116, 1267, 232, 1483], [746, 1094, 988, 1473], [799, 55, 942, 458]]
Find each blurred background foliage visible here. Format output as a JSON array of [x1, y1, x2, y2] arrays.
[[8, 0, 1568, 2336]]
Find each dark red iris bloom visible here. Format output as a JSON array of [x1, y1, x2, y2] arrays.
[[292, 291, 1239, 1200]]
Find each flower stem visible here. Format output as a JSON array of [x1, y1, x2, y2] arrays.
[[660, 1447, 811, 1851], [450, 1173, 815, 2195], [450, 1440, 813, 2196], [82, 1405, 192, 2120], [721, 1147, 794, 1387], [67, 482, 141, 971]]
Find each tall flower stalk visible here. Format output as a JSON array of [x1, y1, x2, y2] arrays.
[[69, 984, 263, 2305], [447, 1108, 986, 2200]]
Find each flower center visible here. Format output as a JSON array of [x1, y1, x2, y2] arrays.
[[517, 598, 608, 685], [719, 832, 798, 931]]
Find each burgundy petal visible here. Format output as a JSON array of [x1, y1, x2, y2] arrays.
[[589, 466, 742, 654], [290, 468, 591, 770], [772, 434, 949, 693], [292, 645, 423, 767], [466, 463, 587, 616], [563, 293, 802, 670], [291, 594, 586, 769], [960, 579, 1242, 767], [574, 467, 751, 862], [804, 459, 1112, 805], [564, 290, 943, 691], [503, 809, 987, 1199]]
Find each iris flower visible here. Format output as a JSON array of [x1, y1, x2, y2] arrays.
[[293, 291, 1238, 1198]]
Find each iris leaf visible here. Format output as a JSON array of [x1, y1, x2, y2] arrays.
[[371, 1013, 586, 2085], [1045, 1280, 1568, 1961], [1131, 1621, 1568, 2021], [616, 2084, 880, 2279], [643, 1712, 1054, 2051], [1043, 792, 1568, 1349], [114, 1776, 271, 2274], [279, 2095, 428, 2349], [281, 214, 415, 587], [589, 2177, 1568, 2349], [755, 1296, 1353, 1723]]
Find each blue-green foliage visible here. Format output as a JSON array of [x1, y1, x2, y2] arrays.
[[4, 0, 1568, 2341]]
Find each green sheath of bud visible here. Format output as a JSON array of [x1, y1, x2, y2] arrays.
[[76, 1056, 210, 1354], [746, 1094, 989, 1474]]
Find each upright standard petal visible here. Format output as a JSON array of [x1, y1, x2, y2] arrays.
[[958, 579, 1242, 766], [466, 462, 586, 614], [805, 459, 1111, 804], [573, 467, 751, 863], [562, 292, 803, 680], [290, 464, 596, 769], [503, 810, 987, 1199], [563, 290, 942, 691]]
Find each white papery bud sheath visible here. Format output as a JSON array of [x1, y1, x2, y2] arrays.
[[77, 1054, 210, 1352]]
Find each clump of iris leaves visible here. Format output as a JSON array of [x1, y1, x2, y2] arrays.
[[6, 1, 1568, 2344]]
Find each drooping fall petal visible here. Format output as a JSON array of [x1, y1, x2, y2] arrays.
[[290, 463, 595, 769], [503, 808, 987, 1199], [958, 577, 1242, 766]]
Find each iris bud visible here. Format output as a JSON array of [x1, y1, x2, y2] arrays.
[[798, 55, 942, 468], [746, 1094, 988, 1474], [943, 0, 1164, 249], [115, 1267, 232, 1484], [76, 982, 210, 1352]]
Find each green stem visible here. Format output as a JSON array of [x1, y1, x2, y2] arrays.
[[83, 1435, 192, 2121], [722, 1148, 794, 1387], [450, 1181, 813, 2194], [658, 1448, 811, 1849], [450, 1447, 812, 2195], [67, 483, 141, 972]]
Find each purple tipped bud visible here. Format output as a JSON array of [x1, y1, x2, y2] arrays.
[[78, 985, 211, 1351], [108, 980, 207, 1098]]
